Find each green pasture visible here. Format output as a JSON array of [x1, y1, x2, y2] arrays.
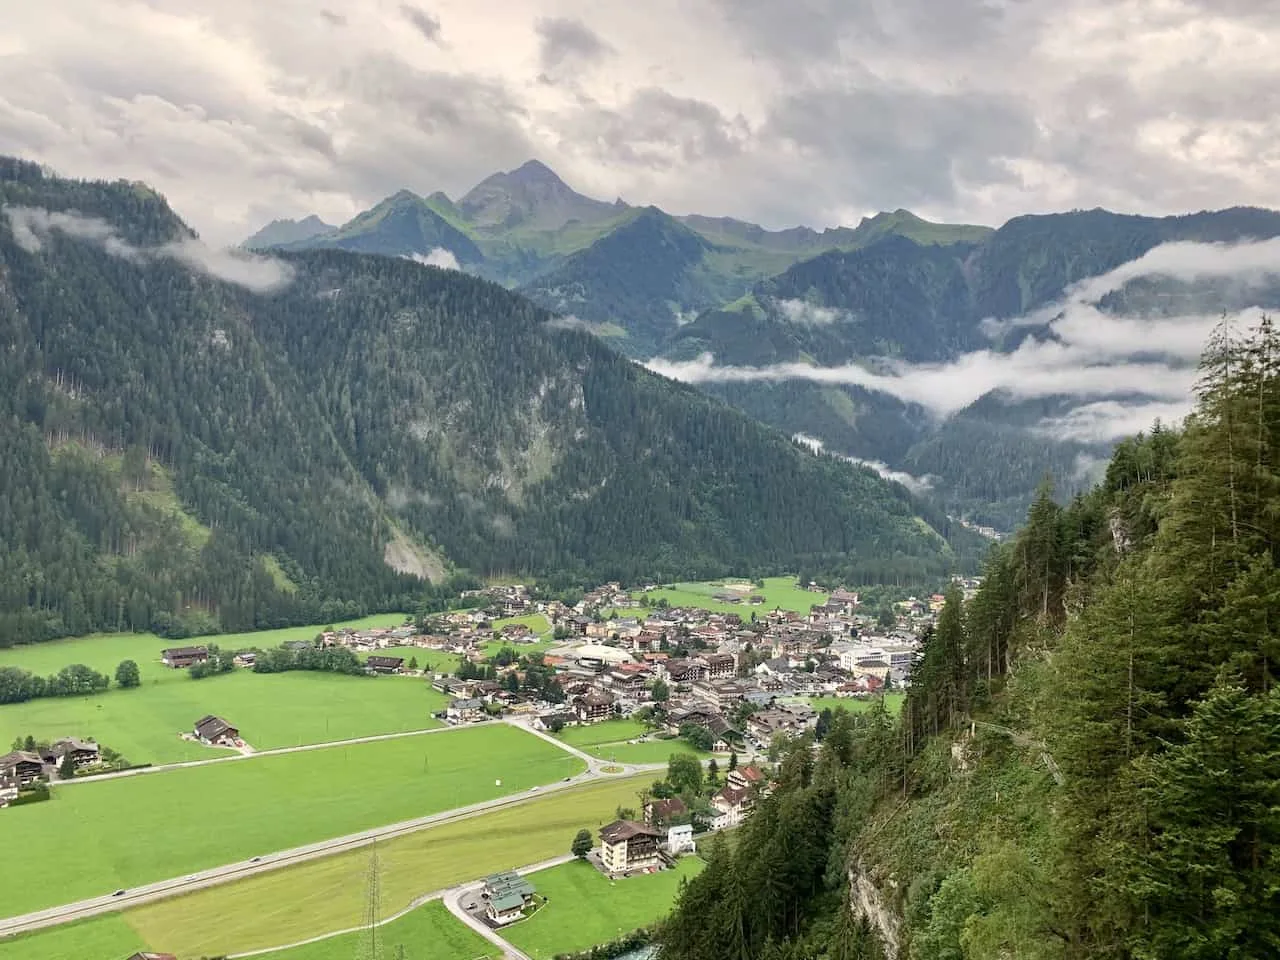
[[0, 724, 584, 917], [585, 739, 712, 765], [0, 667, 448, 765], [255, 901, 496, 960], [0, 613, 411, 684], [123, 775, 652, 957], [556, 719, 652, 747], [503, 858, 703, 959], [625, 577, 827, 616], [800, 693, 906, 715]]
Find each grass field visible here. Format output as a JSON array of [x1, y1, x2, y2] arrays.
[[503, 858, 703, 959], [556, 720, 652, 747], [800, 693, 906, 715], [359, 646, 465, 675], [491, 614, 552, 635], [585, 739, 710, 765], [0, 912, 147, 960], [121, 775, 653, 957], [624, 577, 827, 616], [256, 901, 496, 960], [0, 613, 410, 684], [0, 724, 584, 917], [0, 670, 449, 764]]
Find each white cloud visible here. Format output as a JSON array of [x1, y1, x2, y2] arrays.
[[792, 432, 935, 493], [649, 237, 1280, 425], [410, 247, 461, 270], [775, 298, 842, 325], [1033, 399, 1194, 443], [3, 205, 293, 291], [2, 2, 1280, 244]]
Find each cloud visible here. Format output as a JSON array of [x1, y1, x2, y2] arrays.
[[3, 2, 1280, 244], [791, 432, 935, 493], [3, 205, 293, 292], [399, 5, 442, 45], [535, 17, 613, 74], [1033, 399, 1195, 443], [409, 247, 459, 270], [775, 298, 842, 325], [649, 237, 1280, 424]]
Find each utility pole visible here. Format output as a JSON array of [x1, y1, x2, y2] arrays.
[[357, 841, 382, 960]]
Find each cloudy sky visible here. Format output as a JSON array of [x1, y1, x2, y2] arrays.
[[1, 0, 1277, 245]]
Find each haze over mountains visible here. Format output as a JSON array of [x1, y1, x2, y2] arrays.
[[249, 162, 1280, 530]]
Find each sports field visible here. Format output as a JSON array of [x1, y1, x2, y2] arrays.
[[503, 858, 703, 959], [121, 775, 652, 957], [0, 724, 584, 917], [256, 901, 496, 960], [623, 577, 827, 616], [0, 670, 449, 764]]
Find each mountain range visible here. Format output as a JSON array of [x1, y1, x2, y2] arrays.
[[0, 156, 977, 646], [248, 164, 1280, 529]]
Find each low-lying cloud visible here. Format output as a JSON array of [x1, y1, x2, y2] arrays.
[[4, 206, 293, 292], [649, 239, 1280, 444], [775, 298, 842, 325], [792, 432, 935, 494], [409, 247, 460, 270]]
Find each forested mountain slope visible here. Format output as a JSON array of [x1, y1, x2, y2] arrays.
[[660, 317, 1280, 960], [663, 206, 1280, 530], [0, 157, 974, 646]]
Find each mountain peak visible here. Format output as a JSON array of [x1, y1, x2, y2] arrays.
[[459, 160, 618, 231], [508, 159, 563, 185], [243, 213, 335, 249]]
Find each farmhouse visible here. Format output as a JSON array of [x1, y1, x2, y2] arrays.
[[162, 646, 208, 668], [0, 751, 43, 786], [573, 690, 616, 723], [193, 715, 239, 746], [599, 819, 663, 874], [365, 655, 405, 675], [52, 738, 100, 768], [481, 870, 536, 925]]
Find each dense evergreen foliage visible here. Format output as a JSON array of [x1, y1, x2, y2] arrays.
[[0, 159, 971, 646], [659, 315, 1280, 960]]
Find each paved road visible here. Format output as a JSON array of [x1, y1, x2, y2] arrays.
[[0, 727, 663, 940]]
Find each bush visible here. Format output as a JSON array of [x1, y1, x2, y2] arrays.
[[9, 783, 51, 806]]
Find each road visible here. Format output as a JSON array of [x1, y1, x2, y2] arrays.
[[0, 725, 665, 940]]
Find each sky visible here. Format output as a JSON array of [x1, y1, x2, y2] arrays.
[[2, 0, 1279, 245]]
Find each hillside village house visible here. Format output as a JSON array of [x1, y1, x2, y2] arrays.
[[703, 653, 736, 678], [365, 655, 405, 674], [599, 819, 663, 874], [481, 870, 536, 925], [644, 796, 688, 827], [710, 784, 751, 829], [194, 715, 239, 746], [0, 750, 44, 786], [665, 822, 696, 854], [52, 738, 100, 768], [447, 698, 485, 723], [162, 646, 208, 668], [574, 690, 616, 723]]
